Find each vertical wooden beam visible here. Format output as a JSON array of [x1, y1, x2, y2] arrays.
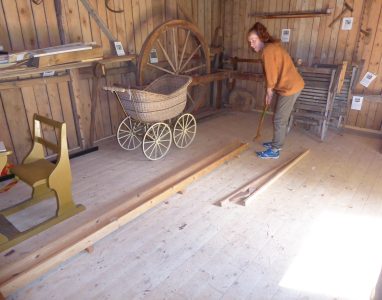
[[54, 0, 68, 44], [68, 69, 87, 149]]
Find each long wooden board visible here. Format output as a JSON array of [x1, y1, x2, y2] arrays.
[[219, 149, 310, 207], [0, 141, 248, 297]]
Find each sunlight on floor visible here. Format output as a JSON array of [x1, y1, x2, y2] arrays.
[[279, 211, 382, 300]]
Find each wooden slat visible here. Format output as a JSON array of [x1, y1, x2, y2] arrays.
[[3, 0, 25, 51], [30, 0, 50, 48], [20, 86, 37, 137], [0, 2, 11, 52], [0, 95, 16, 164], [16, 0, 38, 50], [43, 0, 63, 46], [355, 0, 382, 128], [57, 81, 79, 149], [33, 85, 58, 154], [0, 75, 70, 90], [0, 89, 31, 163], [131, 0, 143, 53]]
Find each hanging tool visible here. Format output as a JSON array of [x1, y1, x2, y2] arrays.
[[105, 0, 124, 13], [253, 103, 269, 141], [79, 0, 117, 43], [328, 2, 353, 28], [249, 8, 333, 19]]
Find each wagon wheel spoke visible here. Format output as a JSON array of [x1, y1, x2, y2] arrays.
[[131, 135, 140, 149], [179, 44, 202, 73], [147, 63, 175, 75], [179, 30, 190, 72], [157, 39, 176, 73], [158, 123, 166, 139], [149, 143, 157, 159], [118, 132, 130, 139], [144, 140, 155, 152], [180, 131, 187, 147], [157, 142, 167, 156], [183, 64, 206, 74], [127, 137, 134, 148], [172, 27, 178, 71], [185, 115, 194, 128]]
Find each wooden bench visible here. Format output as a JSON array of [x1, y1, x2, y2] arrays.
[[0, 114, 85, 252]]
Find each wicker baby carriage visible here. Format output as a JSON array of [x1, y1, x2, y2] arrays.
[[104, 74, 197, 160]]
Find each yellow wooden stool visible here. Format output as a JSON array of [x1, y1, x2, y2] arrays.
[[0, 114, 85, 252], [0, 150, 12, 173]]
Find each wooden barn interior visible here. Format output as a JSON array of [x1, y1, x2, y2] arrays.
[[0, 0, 382, 299]]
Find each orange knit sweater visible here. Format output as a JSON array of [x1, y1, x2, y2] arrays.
[[261, 43, 304, 96]]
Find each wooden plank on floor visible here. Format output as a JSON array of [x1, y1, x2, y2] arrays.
[[0, 141, 249, 297]]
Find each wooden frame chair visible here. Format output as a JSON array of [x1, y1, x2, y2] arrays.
[[288, 66, 337, 141], [0, 114, 85, 252]]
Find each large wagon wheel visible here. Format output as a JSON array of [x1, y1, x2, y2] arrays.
[[137, 19, 211, 113]]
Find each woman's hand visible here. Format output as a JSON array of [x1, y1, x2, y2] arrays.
[[265, 88, 273, 105]]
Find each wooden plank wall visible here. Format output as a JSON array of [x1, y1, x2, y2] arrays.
[[0, 0, 223, 164], [222, 0, 382, 132]]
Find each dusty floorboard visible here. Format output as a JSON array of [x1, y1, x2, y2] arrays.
[[2, 111, 382, 300]]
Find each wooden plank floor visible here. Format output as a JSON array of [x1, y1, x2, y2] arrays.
[[2, 111, 382, 300]]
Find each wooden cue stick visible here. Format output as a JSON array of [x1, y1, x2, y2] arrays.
[[242, 149, 310, 206], [253, 103, 269, 141]]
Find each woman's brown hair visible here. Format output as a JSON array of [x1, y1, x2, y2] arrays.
[[248, 22, 277, 43]]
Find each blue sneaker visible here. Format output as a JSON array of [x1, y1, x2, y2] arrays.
[[256, 148, 280, 159], [262, 142, 282, 150]]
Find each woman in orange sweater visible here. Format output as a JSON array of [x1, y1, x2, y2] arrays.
[[248, 22, 304, 159]]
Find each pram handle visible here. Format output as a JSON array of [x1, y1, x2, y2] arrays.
[[103, 86, 129, 93]]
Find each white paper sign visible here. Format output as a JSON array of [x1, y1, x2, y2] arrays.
[[43, 70, 55, 77], [360, 72, 377, 87], [351, 96, 364, 110], [0, 141, 6, 152], [281, 29, 291, 42], [16, 53, 25, 61], [342, 17, 353, 30], [114, 41, 125, 56], [149, 48, 158, 63]]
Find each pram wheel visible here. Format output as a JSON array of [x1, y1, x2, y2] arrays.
[[117, 116, 144, 150], [143, 123, 172, 160], [173, 113, 196, 148]]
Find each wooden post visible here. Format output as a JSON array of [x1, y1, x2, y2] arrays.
[[68, 69, 87, 149], [89, 63, 105, 146]]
